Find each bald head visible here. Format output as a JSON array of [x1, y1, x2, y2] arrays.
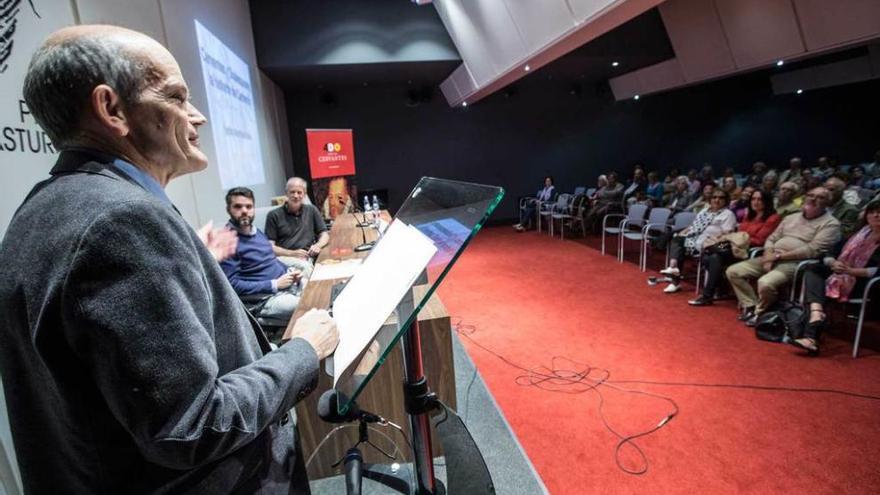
[[23, 25, 170, 147], [823, 177, 846, 204]]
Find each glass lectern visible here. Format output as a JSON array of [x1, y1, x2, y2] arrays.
[[330, 177, 503, 493]]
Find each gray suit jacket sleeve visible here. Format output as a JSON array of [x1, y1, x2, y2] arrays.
[[64, 199, 318, 470]]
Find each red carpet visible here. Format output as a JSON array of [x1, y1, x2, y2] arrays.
[[437, 227, 880, 494]]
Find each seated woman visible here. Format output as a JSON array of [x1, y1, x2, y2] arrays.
[[730, 185, 756, 222], [645, 171, 665, 206], [659, 190, 736, 293], [688, 189, 781, 306], [791, 199, 880, 355], [515, 176, 555, 231]]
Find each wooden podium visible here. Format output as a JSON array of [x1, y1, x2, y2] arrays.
[[283, 213, 456, 480]]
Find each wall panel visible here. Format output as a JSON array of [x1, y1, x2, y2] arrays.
[[715, 0, 805, 67], [659, 0, 736, 81]]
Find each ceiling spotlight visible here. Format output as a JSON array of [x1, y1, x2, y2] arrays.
[[776, 60, 784, 67], [612, 61, 619, 67], [796, 89, 803, 94], [524, 65, 531, 72], [633, 95, 640, 100], [462, 101, 468, 107], [411, 0, 433, 5]]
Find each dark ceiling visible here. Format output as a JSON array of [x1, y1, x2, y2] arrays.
[[251, 2, 675, 92]]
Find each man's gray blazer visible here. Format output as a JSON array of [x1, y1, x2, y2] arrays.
[[0, 150, 319, 493]]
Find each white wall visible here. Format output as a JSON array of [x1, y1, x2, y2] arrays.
[[0, 1, 292, 490]]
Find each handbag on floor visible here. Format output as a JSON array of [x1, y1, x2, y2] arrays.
[[755, 301, 806, 342]]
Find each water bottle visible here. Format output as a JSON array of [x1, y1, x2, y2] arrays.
[[363, 196, 371, 221], [371, 195, 381, 229]]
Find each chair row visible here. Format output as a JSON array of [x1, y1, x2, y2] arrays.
[[600, 204, 878, 359], [601, 205, 696, 271]]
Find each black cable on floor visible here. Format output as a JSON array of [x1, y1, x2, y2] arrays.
[[450, 316, 880, 476], [452, 317, 677, 475]]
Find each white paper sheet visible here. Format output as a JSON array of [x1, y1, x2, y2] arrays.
[[331, 220, 438, 386], [309, 258, 363, 281]]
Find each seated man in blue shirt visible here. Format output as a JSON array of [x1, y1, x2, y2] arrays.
[[221, 187, 301, 327]]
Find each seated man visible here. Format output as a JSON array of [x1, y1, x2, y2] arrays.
[[824, 176, 860, 238], [726, 187, 840, 326], [775, 181, 802, 218], [267, 177, 330, 276], [221, 187, 302, 327]]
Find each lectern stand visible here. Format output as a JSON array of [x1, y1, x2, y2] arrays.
[[327, 177, 505, 494]]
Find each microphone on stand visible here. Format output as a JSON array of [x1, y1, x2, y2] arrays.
[[351, 202, 371, 228], [352, 210, 375, 252], [317, 389, 383, 424]]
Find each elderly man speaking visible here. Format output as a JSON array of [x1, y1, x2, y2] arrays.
[[0, 26, 338, 494]]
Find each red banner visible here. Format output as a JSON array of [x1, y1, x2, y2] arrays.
[[306, 129, 356, 179]]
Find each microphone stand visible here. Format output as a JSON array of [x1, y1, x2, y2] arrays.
[[353, 210, 375, 252], [352, 204, 371, 228]]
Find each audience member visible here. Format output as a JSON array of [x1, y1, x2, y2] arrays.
[[814, 156, 835, 179], [761, 170, 779, 195], [792, 199, 880, 355], [849, 165, 869, 189], [623, 166, 647, 204], [515, 176, 556, 231], [686, 183, 716, 213], [775, 181, 803, 218], [663, 168, 681, 196], [862, 150, 880, 179], [688, 190, 781, 306], [721, 176, 740, 200], [824, 177, 860, 237], [687, 169, 702, 197], [726, 187, 840, 326], [266, 177, 330, 274], [222, 188, 303, 328], [730, 185, 756, 222], [591, 174, 608, 199], [645, 171, 665, 205], [587, 171, 624, 229], [699, 165, 716, 188], [745, 161, 768, 187], [659, 190, 736, 293], [778, 157, 803, 185], [666, 176, 692, 212]]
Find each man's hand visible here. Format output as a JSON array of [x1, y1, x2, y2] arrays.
[[290, 308, 339, 360], [308, 244, 322, 257], [288, 248, 310, 259], [197, 221, 238, 262], [275, 272, 297, 290]]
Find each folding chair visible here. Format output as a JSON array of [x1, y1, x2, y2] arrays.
[[619, 207, 672, 271], [601, 204, 648, 256], [552, 194, 588, 239], [542, 194, 570, 235]]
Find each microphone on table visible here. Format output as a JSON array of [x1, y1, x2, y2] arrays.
[[351, 210, 375, 252], [352, 198, 371, 227], [317, 389, 383, 424]]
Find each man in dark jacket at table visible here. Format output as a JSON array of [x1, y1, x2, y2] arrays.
[[0, 25, 337, 494]]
